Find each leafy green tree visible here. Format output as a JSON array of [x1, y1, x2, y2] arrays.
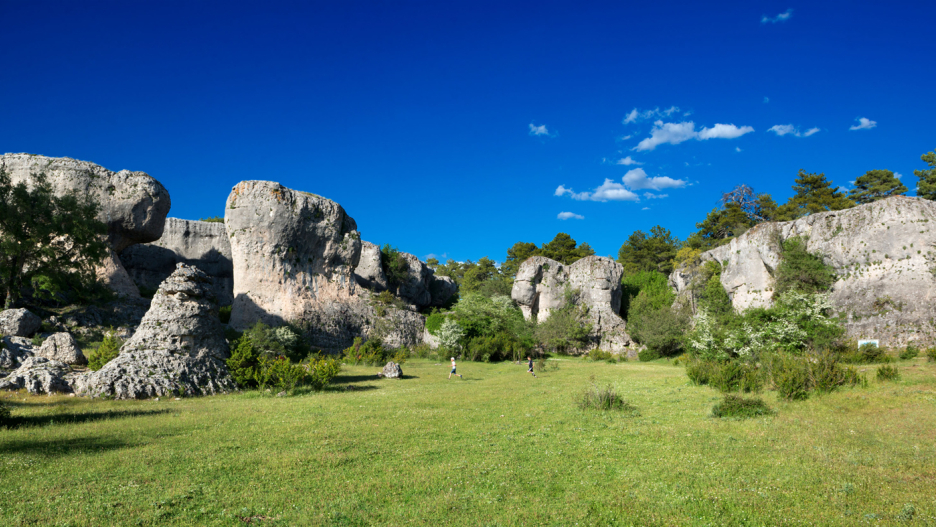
[[617, 226, 681, 275], [774, 170, 854, 220], [501, 241, 539, 279], [848, 169, 908, 204], [620, 270, 673, 320], [773, 237, 835, 298], [380, 244, 410, 292], [0, 169, 109, 308], [915, 148, 936, 200], [426, 257, 440, 269], [686, 203, 753, 250], [461, 257, 511, 297], [539, 233, 594, 265], [435, 259, 467, 283]]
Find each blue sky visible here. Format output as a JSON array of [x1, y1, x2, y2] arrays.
[[2, 1, 934, 263]]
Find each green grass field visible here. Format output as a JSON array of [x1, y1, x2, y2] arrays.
[[2, 358, 935, 526]]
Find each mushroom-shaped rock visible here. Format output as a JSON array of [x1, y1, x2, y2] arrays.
[[79, 263, 235, 399]]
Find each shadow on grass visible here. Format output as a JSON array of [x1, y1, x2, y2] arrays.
[[3, 409, 171, 430], [0, 435, 132, 456]]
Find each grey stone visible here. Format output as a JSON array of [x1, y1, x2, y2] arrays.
[[353, 241, 388, 291], [36, 333, 86, 365], [429, 275, 457, 307], [671, 195, 936, 348], [397, 252, 433, 306], [120, 217, 234, 306], [380, 361, 403, 379], [0, 308, 41, 337], [0, 336, 34, 369], [0, 154, 171, 253], [512, 256, 633, 355], [78, 263, 236, 399], [0, 356, 74, 394]]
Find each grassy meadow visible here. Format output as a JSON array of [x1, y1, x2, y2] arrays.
[[2, 357, 936, 526]]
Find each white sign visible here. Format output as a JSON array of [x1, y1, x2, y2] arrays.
[[857, 339, 879, 348]]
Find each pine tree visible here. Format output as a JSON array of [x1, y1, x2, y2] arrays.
[[775, 170, 854, 220], [848, 169, 908, 204], [915, 149, 936, 200]]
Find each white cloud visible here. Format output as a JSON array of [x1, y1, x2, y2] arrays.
[[643, 192, 668, 199], [616, 156, 642, 166], [633, 120, 753, 151], [762, 9, 793, 24], [763, 96, 770, 103], [641, 207, 650, 210], [557, 211, 584, 220], [850, 117, 877, 130], [895, 172, 903, 180], [621, 134, 632, 140], [623, 168, 687, 191], [768, 124, 821, 138], [529, 123, 550, 136], [555, 184, 572, 197], [736, 147, 742, 152], [623, 106, 681, 125], [589, 179, 641, 202]]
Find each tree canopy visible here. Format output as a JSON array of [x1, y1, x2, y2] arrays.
[[848, 169, 907, 204], [774, 170, 854, 220], [617, 226, 681, 275], [915, 148, 936, 201]]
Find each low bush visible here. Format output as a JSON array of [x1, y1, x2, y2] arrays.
[[87, 333, 122, 371], [876, 364, 900, 382], [840, 343, 891, 364], [711, 395, 774, 419], [638, 348, 660, 362], [900, 345, 919, 360], [579, 378, 638, 414], [342, 337, 392, 366], [587, 349, 614, 362], [763, 352, 865, 400], [0, 399, 10, 427], [685, 358, 763, 393], [303, 356, 342, 391], [465, 331, 531, 362], [219, 305, 232, 324], [225, 322, 339, 392], [425, 312, 445, 336]]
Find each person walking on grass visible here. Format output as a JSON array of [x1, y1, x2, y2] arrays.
[[527, 356, 537, 378], [449, 357, 463, 379]]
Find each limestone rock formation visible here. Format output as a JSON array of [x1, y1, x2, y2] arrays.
[[670, 196, 936, 347], [380, 361, 403, 379], [429, 275, 458, 307], [120, 217, 234, 305], [397, 252, 433, 306], [0, 308, 41, 337], [0, 337, 34, 369], [353, 241, 389, 291], [0, 154, 171, 253], [36, 333, 86, 365], [79, 264, 235, 399], [0, 357, 73, 394], [96, 248, 142, 299], [512, 256, 633, 355]]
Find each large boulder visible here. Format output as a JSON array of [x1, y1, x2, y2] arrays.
[[0, 336, 34, 369], [0, 308, 41, 337], [0, 154, 171, 253], [78, 263, 235, 399], [36, 333, 86, 365], [380, 361, 403, 379], [353, 241, 389, 291], [0, 357, 73, 394], [671, 196, 936, 347], [119, 217, 234, 306], [512, 256, 633, 354]]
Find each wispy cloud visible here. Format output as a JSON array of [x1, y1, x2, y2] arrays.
[[768, 124, 821, 137], [895, 172, 903, 180], [529, 123, 551, 136], [621, 134, 632, 140], [849, 117, 877, 131], [623, 168, 687, 191], [641, 207, 650, 210], [736, 147, 742, 152], [616, 156, 642, 166], [643, 192, 668, 199], [555, 169, 686, 203], [623, 106, 681, 125], [633, 121, 753, 151], [555, 180, 639, 202], [557, 211, 584, 220], [763, 96, 770, 103], [762, 9, 792, 24]]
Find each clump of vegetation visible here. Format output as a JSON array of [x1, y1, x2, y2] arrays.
[[840, 343, 892, 364], [587, 349, 615, 362], [424, 311, 446, 335], [0, 399, 10, 427], [773, 236, 836, 298], [927, 347, 936, 362], [899, 344, 919, 360], [226, 322, 338, 393], [380, 245, 410, 293], [876, 364, 900, 382], [218, 305, 232, 324], [711, 394, 774, 419], [622, 270, 689, 358], [578, 377, 638, 414], [199, 216, 224, 223], [685, 358, 764, 393], [87, 332, 123, 371], [371, 290, 409, 316], [342, 337, 395, 366]]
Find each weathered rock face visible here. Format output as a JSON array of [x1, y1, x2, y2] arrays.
[[512, 256, 633, 354], [0, 154, 171, 253], [79, 264, 235, 399], [226, 181, 362, 329], [671, 196, 936, 347], [397, 252, 433, 307], [0, 357, 74, 394], [119, 218, 234, 306], [0, 337, 34, 369], [97, 248, 142, 299], [36, 333, 86, 365], [0, 308, 41, 337], [429, 275, 458, 307], [353, 241, 388, 291]]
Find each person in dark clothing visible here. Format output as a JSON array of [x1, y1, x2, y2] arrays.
[[527, 356, 537, 378]]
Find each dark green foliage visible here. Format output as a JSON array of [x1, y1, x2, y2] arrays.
[[897, 504, 916, 522], [848, 169, 908, 204], [226, 322, 338, 392], [539, 233, 595, 265], [579, 378, 638, 414], [899, 345, 919, 360], [138, 285, 159, 299], [371, 290, 410, 316], [0, 399, 10, 427], [587, 348, 615, 362], [927, 347, 936, 362], [461, 257, 511, 297], [876, 364, 900, 382], [763, 352, 865, 400], [773, 236, 835, 297], [620, 270, 672, 320], [840, 343, 890, 364], [533, 302, 592, 354], [685, 188, 777, 251], [342, 337, 392, 366], [254, 355, 307, 392], [685, 359, 764, 393], [380, 245, 410, 292], [218, 305, 232, 324], [0, 169, 109, 308], [226, 337, 261, 387], [637, 348, 659, 362], [914, 148, 936, 200], [425, 312, 445, 336], [627, 291, 688, 358], [770, 354, 810, 400], [501, 241, 539, 279], [696, 261, 733, 323], [711, 395, 774, 419], [774, 170, 855, 221], [465, 331, 532, 362], [617, 226, 681, 275], [199, 216, 224, 223], [87, 333, 122, 371]]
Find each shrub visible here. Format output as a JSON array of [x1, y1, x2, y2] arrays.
[[711, 395, 774, 419], [219, 305, 232, 324], [628, 293, 689, 357], [579, 378, 638, 414], [226, 337, 261, 387], [587, 349, 614, 362], [684, 358, 764, 393], [763, 352, 865, 400], [436, 319, 465, 353], [927, 347, 936, 362], [466, 331, 531, 362], [255, 355, 307, 392], [425, 312, 445, 336], [772, 354, 810, 400], [342, 337, 394, 366], [199, 216, 224, 223], [225, 321, 333, 392], [302, 356, 342, 391], [899, 345, 919, 360], [876, 364, 900, 382], [87, 333, 122, 371], [620, 270, 673, 320], [638, 348, 660, 362], [0, 399, 10, 427], [840, 343, 891, 364], [533, 302, 592, 354], [773, 236, 835, 297], [380, 245, 410, 292]]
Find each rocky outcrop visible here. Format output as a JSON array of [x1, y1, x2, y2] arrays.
[[119, 218, 234, 306], [0, 337, 34, 369], [353, 242, 457, 308], [0, 308, 41, 337], [429, 275, 457, 307], [512, 256, 633, 355], [671, 196, 936, 347], [79, 264, 235, 399], [0, 357, 74, 394], [97, 249, 142, 299], [0, 154, 171, 253], [353, 241, 389, 291], [36, 333, 86, 365]]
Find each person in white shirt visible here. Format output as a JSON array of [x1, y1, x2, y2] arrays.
[[449, 357, 463, 379]]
